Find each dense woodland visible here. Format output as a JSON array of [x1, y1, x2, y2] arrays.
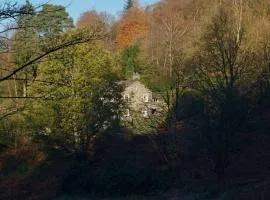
[[0, 0, 270, 199]]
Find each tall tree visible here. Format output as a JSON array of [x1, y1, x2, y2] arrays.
[[121, 43, 140, 78], [140, 0, 201, 134], [29, 31, 123, 158], [124, 0, 135, 11], [193, 1, 249, 179], [35, 4, 73, 39], [114, 3, 148, 49], [143, 0, 200, 77], [12, 3, 74, 98], [77, 10, 106, 30], [12, 0, 37, 97], [77, 10, 111, 44], [0, 1, 102, 123]]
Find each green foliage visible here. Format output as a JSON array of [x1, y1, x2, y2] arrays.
[[13, 3, 74, 65], [12, 2, 74, 97], [13, 0, 37, 83], [28, 33, 123, 153], [2, 1, 270, 198], [141, 62, 172, 93], [0, 112, 30, 146], [14, 0, 36, 65], [0, 83, 3, 103], [35, 4, 73, 39], [121, 43, 140, 78]]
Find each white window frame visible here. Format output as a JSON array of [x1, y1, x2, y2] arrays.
[[124, 109, 130, 117], [124, 94, 130, 101], [143, 94, 149, 102], [131, 91, 135, 98], [142, 110, 148, 118], [153, 97, 158, 103]]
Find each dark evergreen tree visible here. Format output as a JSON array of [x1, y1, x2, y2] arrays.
[[124, 0, 134, 11], [12, 0, 37, 97], [12, 2, 74, 97], [35, 4, 74, 39], [14, 0, 36, 65], [121, 43, 140, 78]]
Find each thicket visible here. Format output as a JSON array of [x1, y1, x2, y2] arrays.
[[0, 0, 270, 198]]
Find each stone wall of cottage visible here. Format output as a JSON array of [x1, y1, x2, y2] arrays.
[[123, 81, 153, 111]]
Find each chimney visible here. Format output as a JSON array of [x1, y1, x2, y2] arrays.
[[132, 72, 140, 80]]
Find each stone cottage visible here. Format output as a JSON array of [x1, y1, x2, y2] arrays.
[[121, 73, 164, 120]]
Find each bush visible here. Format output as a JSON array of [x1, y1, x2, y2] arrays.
[[175, 89, 204, 120], [180, 90, 204, 118], [62, 161, 178, 196], [0, 136, 47, 178]]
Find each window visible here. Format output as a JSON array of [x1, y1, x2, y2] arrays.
[[153, 97, 158, 103], [124, 94, 130, 101], [142, 110, 148, 118], [151, 108, 157, 115], [124, 109, 130, 117], [131, 91, 135, 98], [143, 94, 149, 102]]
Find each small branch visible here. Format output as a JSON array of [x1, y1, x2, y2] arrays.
[[6, 77, 67, 86], [0, 35, 94, 82], [0, 106, 24, 121], [0, 96, 42, 99]]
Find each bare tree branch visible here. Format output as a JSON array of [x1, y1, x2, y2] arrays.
[[0, 104, 24, 120], [0, 34, 98, 82]]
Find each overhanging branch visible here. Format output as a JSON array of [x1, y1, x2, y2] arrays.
[[0, 105, 24, 121], [0, 35, 96, 82]]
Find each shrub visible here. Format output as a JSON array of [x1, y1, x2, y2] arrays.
[[62, 161, 178, 196]]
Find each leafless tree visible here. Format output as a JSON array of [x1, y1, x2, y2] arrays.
[[195, 2, 247, 179]]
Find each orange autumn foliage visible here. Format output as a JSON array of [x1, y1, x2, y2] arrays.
[[77, 10, 107, 32], [114, 6, 149, 49]]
